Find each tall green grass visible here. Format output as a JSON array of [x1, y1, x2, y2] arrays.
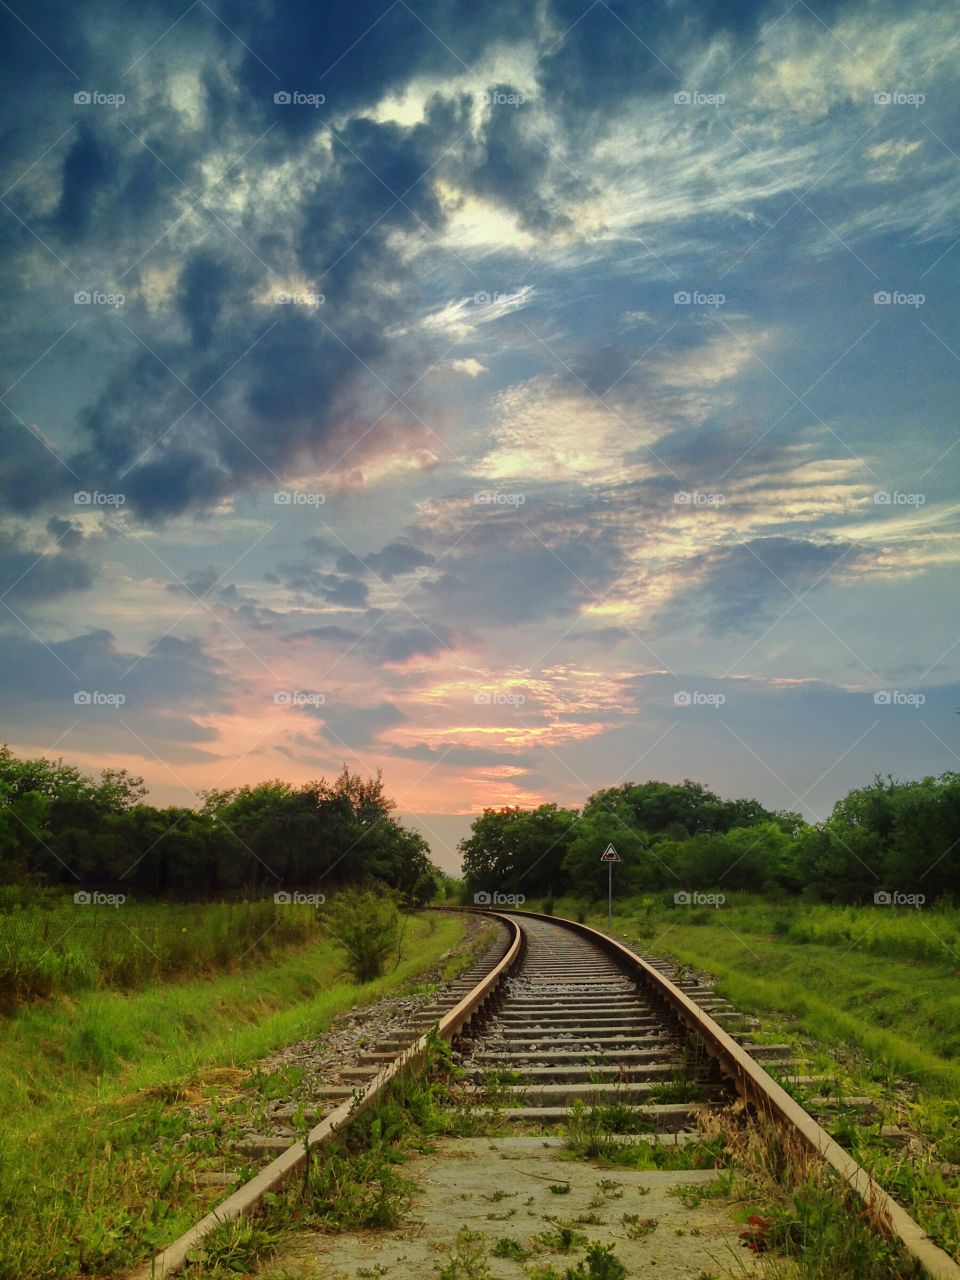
[[0, 888, 318, 1010], [0, 910, 467, 1280]]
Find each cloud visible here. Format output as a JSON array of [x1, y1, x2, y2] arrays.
[[45, 516, 85, 549], [273, 561, 369, 608], [386, 741, 538, 767], [658, 536, 873, 634], [0, 529, 93, 601], [0, 629, 231, 762], [313, 700, 408, 750], [337, 541, 435, 581]]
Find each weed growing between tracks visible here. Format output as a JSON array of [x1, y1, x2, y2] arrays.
[[435, 1227, 629, 1280], [696, 1105, 928, 1280], [182, 1031, 465, 1276], [562, 1099, 726, 1169]]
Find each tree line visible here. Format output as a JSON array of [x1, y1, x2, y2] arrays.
[[458, 775, 960, 904], [0, 746, 438, 902]]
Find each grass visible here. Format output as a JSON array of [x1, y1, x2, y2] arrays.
[[0, 889, 320, 1010], [561, 1099, 727, 1169], [697, 1107, 928, 1280], [533, 892, 960, 1267], [539, 893, 960, 1095], [0, 910, 467, 1280]]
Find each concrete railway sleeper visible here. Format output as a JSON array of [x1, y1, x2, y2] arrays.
[[128, 908, 960, 1280]]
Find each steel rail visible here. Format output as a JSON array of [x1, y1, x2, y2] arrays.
[[509, 908, 960, 1280], [127, 911, 522, 1280]]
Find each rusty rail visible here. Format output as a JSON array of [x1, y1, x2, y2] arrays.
[[128, 911, 522, 1279], [510, 908, 960, 1280]]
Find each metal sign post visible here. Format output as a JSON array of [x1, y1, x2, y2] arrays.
[[600, 843, 621, 928]]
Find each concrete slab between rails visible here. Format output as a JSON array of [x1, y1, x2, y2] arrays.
[[264, 1136, 763, 1280]]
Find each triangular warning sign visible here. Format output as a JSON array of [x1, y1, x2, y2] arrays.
[[600, 843, 621, 862]]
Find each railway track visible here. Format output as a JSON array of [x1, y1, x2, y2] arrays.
[[132, 909, 960, 1280]]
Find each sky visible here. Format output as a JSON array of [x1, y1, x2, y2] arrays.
[[1, 0, 958, 871]]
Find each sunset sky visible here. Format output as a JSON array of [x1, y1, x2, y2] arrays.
[[1, 0, 958, 868]]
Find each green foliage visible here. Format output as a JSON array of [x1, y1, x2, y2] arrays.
[[185, 1216, 288, 1275], [0, 913, 465, 1280], [436, 1229, 493, 1279], [566, 1242, 628, 1279], [324, 885, 405, 982], [0, 747, 437, 902], [492, 1236, 529, 1260], [457, 772, 960, 904], [533, 1219, 588, 1252], [0, 894, 319, 1010]]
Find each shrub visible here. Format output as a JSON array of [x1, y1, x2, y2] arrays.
[[324, 886, 404, 982]]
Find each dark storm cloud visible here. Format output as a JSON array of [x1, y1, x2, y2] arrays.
[[420, 512, 622, 625], [311, 700, 408, 750], [55, 127, 117, 239], [1, 0, 871, 524], [165, 567, 221, 596], [287, 623, 360, 644], [177, 252, 233, 351], [535, 0, 853, 135], [0, 629, 231, 760], [0, 28, 472, 519], [378, 623, 453, 663], [220, 0, 537, 126], [660, 536, 872, 634], [0, 530, 93, 601], [467, 87, 578, 234], [274, 561, 370, 608], [45, 516, 85, 549], [284, 615, 453, 665], [335, 541, 435, 581], [0, 413, 74, 514], [324, 576, 370, 608]]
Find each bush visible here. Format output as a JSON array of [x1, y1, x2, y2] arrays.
[[324, 886, 405, 982]]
